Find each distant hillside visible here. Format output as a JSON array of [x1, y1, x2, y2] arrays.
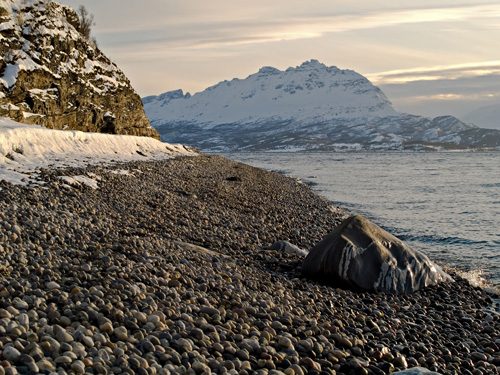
[[144, 60, 500, 151], [463, 104, 500, 130], [0, 0, 159, 139]]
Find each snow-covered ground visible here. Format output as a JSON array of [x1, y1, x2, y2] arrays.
[[0, 117, 195, 185]]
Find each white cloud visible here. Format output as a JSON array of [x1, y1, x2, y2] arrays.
[[368, 61, 500, 84], [93, 3, 500, 50]]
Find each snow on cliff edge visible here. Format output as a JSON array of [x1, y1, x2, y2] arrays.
[[0, 117, 196, 185]]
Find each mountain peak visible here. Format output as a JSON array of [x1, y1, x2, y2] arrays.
[[143, 61, 498, 151], [257, 66, 281, 75], [298, 59, 327, 69], [144, 60, 397, 130]]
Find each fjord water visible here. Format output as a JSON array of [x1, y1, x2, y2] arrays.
[[223, 152, 500, 286]]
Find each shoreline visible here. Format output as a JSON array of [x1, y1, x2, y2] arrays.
[[1, 155, 499, 375]]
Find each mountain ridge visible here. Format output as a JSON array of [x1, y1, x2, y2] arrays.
[[463, 104, 500, 130], [144, 60, 500, 151]]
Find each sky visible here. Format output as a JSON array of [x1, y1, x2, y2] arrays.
[[60, 0, 500, 121]]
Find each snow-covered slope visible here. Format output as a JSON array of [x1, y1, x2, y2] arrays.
[[144, 60, 397, 129], [463, 104, 500, 130], [144, 60, 500, 151], [0, 117, 195, 185]]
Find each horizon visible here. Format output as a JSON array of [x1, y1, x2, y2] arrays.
[[59, 0, 500, 124]]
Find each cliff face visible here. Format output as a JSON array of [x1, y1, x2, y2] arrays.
[[0, 0, 159, 139]]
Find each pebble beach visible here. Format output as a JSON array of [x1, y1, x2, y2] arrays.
[[0, 155, 499, 375]]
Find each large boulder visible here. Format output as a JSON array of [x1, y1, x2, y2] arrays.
[[302, 215, 452, 294]]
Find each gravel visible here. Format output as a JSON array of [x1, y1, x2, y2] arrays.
[[0, 154, 499, 375]]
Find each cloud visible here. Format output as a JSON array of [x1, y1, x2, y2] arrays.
[[368, 61, 500, 84], [377, 68, 500, 117], [94, 3, 500, 50]]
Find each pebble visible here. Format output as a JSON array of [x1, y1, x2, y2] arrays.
[[46, 281, 60, 290], [36, 359, 55, 371], [278, 336, 294, 349], [2, 347, 21, 362], [0, 156, 497, 375], [54, 326, 74, 343], [114, 326, 128, 341]]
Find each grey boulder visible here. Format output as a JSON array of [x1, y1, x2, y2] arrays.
[[302, 215, 452, 294], [269, 240, 309, 256]]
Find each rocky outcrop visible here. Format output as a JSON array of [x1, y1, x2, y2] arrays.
[[302, 215, 452, 294], [0, 0, 159, 139]]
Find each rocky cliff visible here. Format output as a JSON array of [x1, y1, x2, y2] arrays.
[[0, 0, 159, 139]]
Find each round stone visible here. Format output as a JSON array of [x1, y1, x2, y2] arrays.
[[114, 326, 128, 341]]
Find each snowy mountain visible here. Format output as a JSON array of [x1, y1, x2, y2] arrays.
[[144, 60, 500, 151], [463, 104, 500, 130], [0, 0, 159, 139]]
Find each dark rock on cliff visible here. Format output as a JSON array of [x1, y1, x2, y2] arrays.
[[0, 0, 159, 139]]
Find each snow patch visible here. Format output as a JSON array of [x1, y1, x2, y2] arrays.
[[0, 117, 196, 185], [59, 175, 99, 189]]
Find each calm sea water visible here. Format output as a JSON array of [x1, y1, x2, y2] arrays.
[[222, 152, 500, 287]]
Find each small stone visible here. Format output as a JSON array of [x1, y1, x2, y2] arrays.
[[18, 313, 29, 326], [114, 326, 128, 341], [147, 314, 161, 324], [82, 336, 94, 347], [167, 279, 180, 288], [278, 336, 293, 349], [383, 352, 395, 362], [190, 327, 204, 340], [18, 354, 35, 366], [99, 321, 114, 334], [200, 306, 219, 316], [36, 359, 56, 372], [27, 362, 39, 373], [337, 337, 353, 349], [298, 340, 313, 351], [192, 361, 210, 374], [236, 349, 250, 361], [290, 365, 304, 375], [394, 356, 408, 368], [2, 346, 21, 362], [0, 309, 12, 319], [71, 362, 86, 375], [54, 326, 73, 343], [471, 352, 488, 361], [46, 281, 60, 290], [55, 356, 72, 364], [177, 338, 193, 352], [133, 311, 147, 324], [300, 357, 320, 371]]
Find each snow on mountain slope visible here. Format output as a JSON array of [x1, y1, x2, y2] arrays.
[[144, 60, 397, 129], [0, 117, 195, 185], [144, 60, 500, 151], [463, 104, 500, 130]]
